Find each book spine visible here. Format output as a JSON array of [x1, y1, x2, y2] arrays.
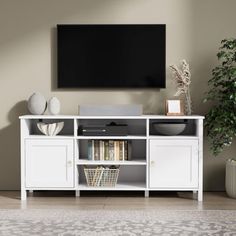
[[109, 140, 114, 161], [92, 140, 94, 161], [124, 140, 128, 160], [128, 140, 132, 161], [119, 141, 123, 161], [88, 140, 92, 160], [104, 141, 109, 160], [103, 141, 105, 161], [122, 141, 125, 161], [98, 140, 101, 161], [102, 141, 105, 161], [94, 140, 99, 160], [99, 140, 103, 161], [114, 141, 116, 161], [115, 141, 119, 161]]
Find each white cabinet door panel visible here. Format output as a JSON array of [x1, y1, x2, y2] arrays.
[[150, 139, 198, 188], [25, 139, 74, 188]]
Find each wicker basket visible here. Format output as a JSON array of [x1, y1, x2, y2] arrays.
[[84, 167, 119, 187]]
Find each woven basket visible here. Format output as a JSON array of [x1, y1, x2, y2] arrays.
[[84, 167, 119, 187]]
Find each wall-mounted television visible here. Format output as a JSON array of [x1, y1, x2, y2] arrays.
[[57, 24, 166, 88]]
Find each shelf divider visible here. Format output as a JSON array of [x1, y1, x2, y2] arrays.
[[76, 135, 147, 140], [76, 160, 146, 165], [77, 182, 146, 190]]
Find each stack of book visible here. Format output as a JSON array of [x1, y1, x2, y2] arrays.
[[88, 140, 131, 161]]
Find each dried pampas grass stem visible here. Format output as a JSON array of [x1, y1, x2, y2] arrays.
[[170, 60, 192, 115]]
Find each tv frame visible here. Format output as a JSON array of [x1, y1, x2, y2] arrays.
[[57, 24, 166, 89]]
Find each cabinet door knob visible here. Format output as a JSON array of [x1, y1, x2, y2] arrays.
[[151, 160, 155, 165], [67, 160, 72, 166]]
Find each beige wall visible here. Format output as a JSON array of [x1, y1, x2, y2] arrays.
[[0, 0, 235, 190]]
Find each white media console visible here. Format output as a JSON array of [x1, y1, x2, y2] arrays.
[[20, 115, 204, 201]]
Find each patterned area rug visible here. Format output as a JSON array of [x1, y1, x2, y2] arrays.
[[0, 209, 236, 235]]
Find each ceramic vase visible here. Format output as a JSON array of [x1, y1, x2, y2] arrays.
[[226, 159, 236, 199], [48, 97, 60, 115], [27, 92, 47, 115]]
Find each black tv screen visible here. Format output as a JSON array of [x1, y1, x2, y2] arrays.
[[57, 24, 166, 88]]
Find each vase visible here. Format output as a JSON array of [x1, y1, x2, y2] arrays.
[[48, 97, 60, 115], [184, 89, 192, 115], [225, 159, 236, 199], [27, 92, 47, 115]]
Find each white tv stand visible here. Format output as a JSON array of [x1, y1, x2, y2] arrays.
[[20, 115, 204, 201]]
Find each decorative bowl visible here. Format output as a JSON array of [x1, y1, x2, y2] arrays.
[[37, 122, 64, 136], [152, 122, 187, 136]]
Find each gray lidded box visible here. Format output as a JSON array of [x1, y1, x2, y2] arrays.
[[79, 104, 143, 116]]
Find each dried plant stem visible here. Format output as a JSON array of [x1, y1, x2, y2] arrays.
[[170, 60, 193, 115]]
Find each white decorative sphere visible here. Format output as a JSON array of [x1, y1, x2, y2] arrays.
[[48, 97, 60, 115], [27, 92, 47, 115]]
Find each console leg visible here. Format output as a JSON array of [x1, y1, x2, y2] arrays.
[[21, 189, 27, 201], [145, 190, 149, 198], [75, 190, 80, 197], [198, 190, 203, 202]]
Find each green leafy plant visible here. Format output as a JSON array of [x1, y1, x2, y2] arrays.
[[204, 39, 236, 156]]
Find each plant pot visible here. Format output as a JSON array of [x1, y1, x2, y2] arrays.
[[225, 159, 236, 198]]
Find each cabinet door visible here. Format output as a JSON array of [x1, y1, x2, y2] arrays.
[[25, 139, 74, 188], [149, 139, 198, 188]]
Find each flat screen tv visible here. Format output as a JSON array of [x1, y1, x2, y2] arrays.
[[57, 24, 166, 88]]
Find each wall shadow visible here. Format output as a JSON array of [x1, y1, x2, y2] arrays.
[[0, 101, 28, 190]]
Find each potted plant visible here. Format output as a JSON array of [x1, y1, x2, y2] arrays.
[[204, 38, 236, 198]]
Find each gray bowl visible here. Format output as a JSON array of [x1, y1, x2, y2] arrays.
[[153, 123, 187, 135]]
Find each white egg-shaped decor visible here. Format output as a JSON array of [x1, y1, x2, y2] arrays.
[[27, 92, 47, 115], [48, 97, 60, 115]]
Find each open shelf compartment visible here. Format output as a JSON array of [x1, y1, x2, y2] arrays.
[[77, 165, 146, 190], [24, 118, 74, 136], [76, 118, 146, 136], [149, 119, 197, 136], [77, 139, 146, 162]]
